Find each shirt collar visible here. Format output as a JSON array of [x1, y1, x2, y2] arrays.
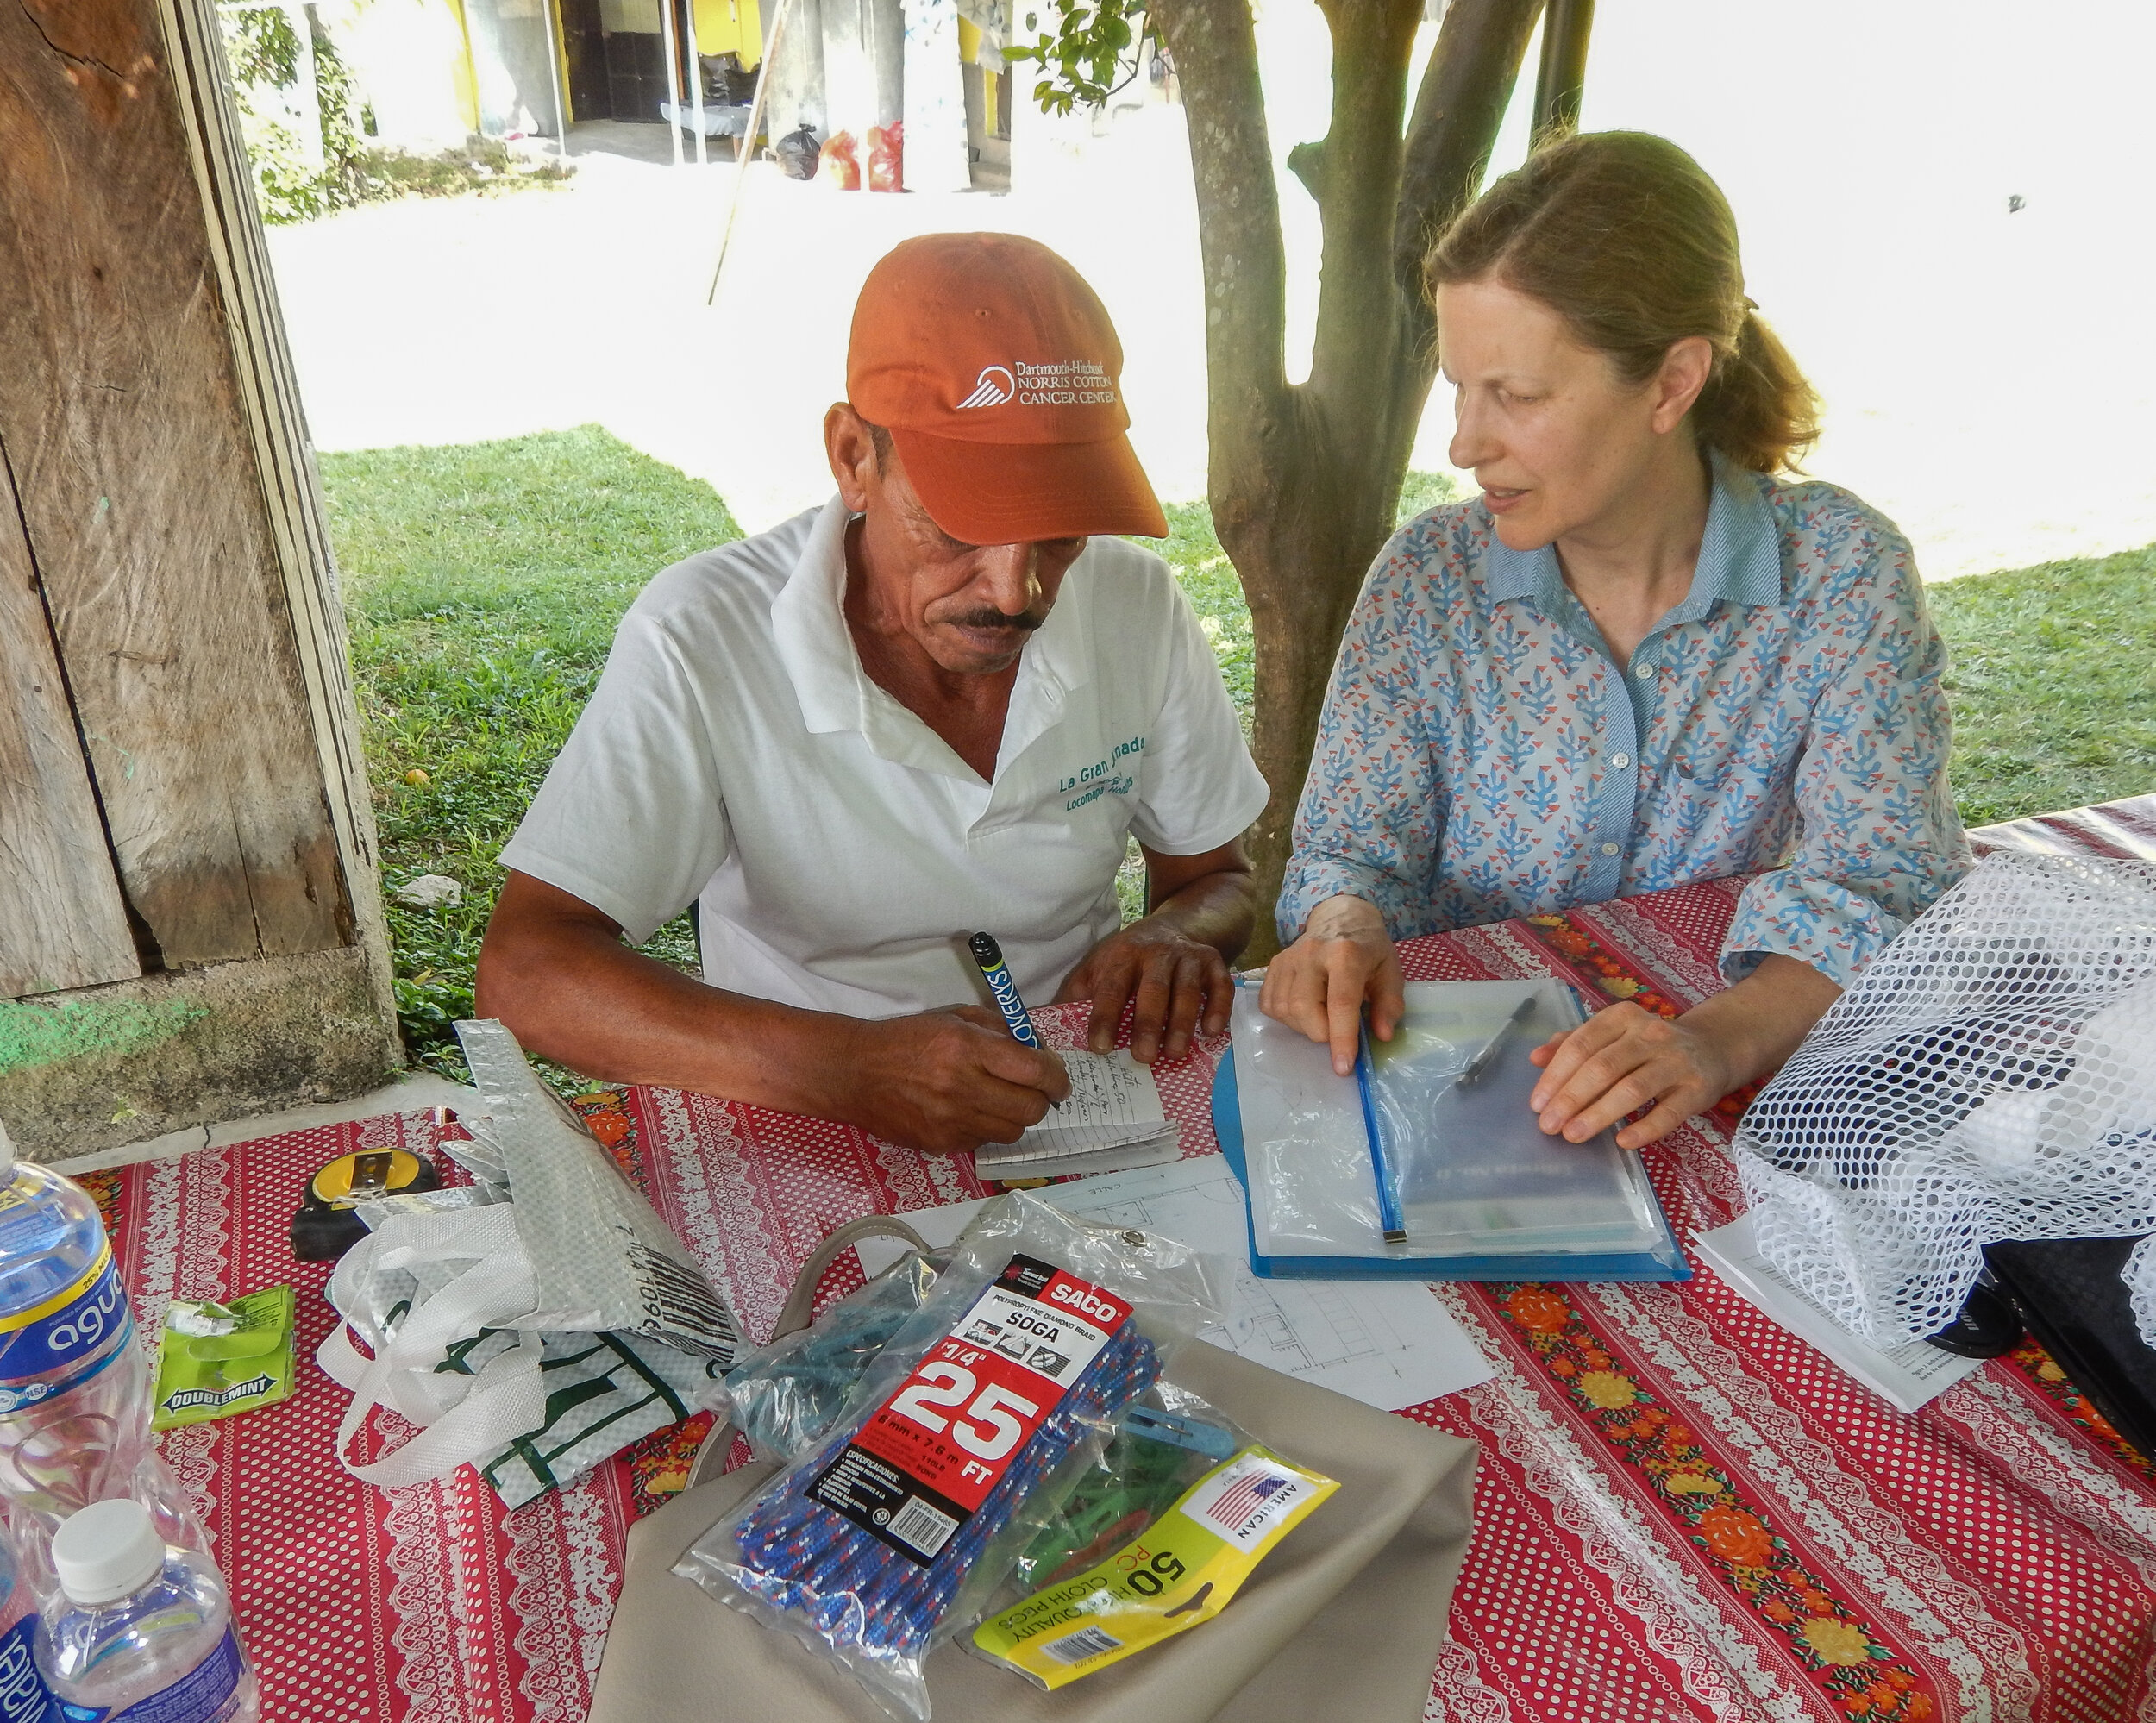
[[769, 497, 867, 737], [768, 496, 1088, 782], [1481, 452, 1784, 616]]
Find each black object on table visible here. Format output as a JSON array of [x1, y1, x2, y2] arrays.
[[1984, 1236, 2156, 1465], [1924, 1276, 2025, 1359], [290, 1146, 440, 1263]]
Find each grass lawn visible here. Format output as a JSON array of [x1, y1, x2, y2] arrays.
[[1926, 542, 2156, 828], [324, 427, 2155, 1081]]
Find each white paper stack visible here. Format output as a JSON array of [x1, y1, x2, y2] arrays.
[[1690, 1216, 1982, 1414], [973, 1049, 1181, 1180]]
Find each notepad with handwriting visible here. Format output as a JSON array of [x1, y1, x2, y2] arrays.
[[972, 1049, 1181, 1179]]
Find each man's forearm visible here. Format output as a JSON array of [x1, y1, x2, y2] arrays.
[[475, 912, 869, 1120], [1144, 866, 1258, 965]]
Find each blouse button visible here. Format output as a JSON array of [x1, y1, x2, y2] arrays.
[[1600, 843, 1620, 857], [1634, 661, 1658, 681], [1609, 752, 1631, 770]]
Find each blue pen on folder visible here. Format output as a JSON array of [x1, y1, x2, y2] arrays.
[[968, 932, 1042, 1049], [1354, 1016, 1409, 1244]]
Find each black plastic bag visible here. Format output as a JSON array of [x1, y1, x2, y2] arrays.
[[775, 123, 820, 181]]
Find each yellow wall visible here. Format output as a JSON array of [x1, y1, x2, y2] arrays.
[[690, 0, 762, 68], [445, 0, 481, 133]]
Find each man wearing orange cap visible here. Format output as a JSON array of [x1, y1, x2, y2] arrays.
[[478, 234, 1269, 1155]]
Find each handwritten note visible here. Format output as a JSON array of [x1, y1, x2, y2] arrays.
[[973, 1050, 1178, 1175]]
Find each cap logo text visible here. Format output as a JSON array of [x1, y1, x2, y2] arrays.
[[956, 366, 1016, 410], [955, 360, 1119, 410]]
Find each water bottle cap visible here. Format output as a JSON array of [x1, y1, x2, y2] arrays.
[[52, 1500, 166, 1605]]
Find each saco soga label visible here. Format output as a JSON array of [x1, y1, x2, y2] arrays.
[[805, 1255, 1131, 1566], [972, 1445, 1338, 1688]]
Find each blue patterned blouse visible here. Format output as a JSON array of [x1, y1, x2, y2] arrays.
[[1277, 457, 1971, 987]]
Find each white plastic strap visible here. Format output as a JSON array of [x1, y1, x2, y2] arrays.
[[319, 1206, 553, 1487]]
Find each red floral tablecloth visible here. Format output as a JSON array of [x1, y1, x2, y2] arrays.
[[88, 797, 2156, 1723]]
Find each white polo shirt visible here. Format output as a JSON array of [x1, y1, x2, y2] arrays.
[[498, 498, 1269, 1018]]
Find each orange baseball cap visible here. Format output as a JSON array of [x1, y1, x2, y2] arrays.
[[846, 233, 1169, 543]]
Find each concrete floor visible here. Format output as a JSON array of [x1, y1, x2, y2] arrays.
[[49, 1073, 479, 1176], [564, 118, 741, 170]]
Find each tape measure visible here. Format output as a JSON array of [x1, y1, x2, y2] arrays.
[[291, 1147, 440, 1262]]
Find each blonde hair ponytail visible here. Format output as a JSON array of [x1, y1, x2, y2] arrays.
[[1429, 132, 1821, 474], [1697, 311, 1820, 474]]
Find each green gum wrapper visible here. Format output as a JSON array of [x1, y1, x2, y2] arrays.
[[152, 1284, 298, 1430]]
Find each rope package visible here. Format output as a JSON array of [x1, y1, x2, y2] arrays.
[[729, 1328, 1160, 1672], [675, 1192, 1221, 1721]]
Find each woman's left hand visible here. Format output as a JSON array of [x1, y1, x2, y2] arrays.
[[1526, 1004, 1737, 1150], [1527, 955, 1842, 1149]]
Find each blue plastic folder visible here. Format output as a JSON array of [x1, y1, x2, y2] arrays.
[[1213, 981, 1689, 1282]]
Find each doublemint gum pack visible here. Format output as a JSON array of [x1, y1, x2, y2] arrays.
[[151, 1285, 297, 1430], [971, 1444, 1338, 1689]]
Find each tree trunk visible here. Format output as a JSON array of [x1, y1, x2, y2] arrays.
[[1156, 0, 1542, 959]]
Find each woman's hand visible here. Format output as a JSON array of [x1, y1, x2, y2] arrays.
[[1528, 955, 1842, 1149], [1258, 895, 1406, 1075], [1526, 1004, 1739, 1150]]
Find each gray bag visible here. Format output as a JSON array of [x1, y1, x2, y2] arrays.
[[590, 1219, 1478, 1722]]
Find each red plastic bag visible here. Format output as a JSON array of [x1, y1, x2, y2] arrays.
[[818, 131, 861, 190], [866, 121, 904, 192]]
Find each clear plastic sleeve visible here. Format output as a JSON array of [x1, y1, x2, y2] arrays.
[[1226, 990, 1385, 1256], [1366, 982, 1671, 1256], [1232, 981, 1677, 1264], [672, 1193, 1223, 1722]]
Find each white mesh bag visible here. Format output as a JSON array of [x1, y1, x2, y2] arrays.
[[1732, 850, 2156, 1348]]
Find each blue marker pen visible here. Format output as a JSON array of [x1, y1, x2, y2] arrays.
[[968, 932, 1042, 1049]]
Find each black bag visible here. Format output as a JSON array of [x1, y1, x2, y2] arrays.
[[776, 123, 821, 181], [700, 52, 760, 105], [1984, 1236, 2156, 1463]]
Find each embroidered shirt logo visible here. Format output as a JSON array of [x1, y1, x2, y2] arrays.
[[956, 366, 1016, 409]]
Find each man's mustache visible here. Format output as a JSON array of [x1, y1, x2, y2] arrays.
[[941, 608, 1047, 633]]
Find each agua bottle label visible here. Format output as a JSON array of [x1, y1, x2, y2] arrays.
[[0, 1249, 131, 1408], [0, 1614, 54, 1721]]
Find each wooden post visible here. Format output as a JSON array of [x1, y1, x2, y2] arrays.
[[0, 0, 401, 1159]]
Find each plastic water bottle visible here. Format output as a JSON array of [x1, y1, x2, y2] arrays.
[[0, 1156, 197, 1583], [0, 1540, 59, 1722], [35, 1500, 256, 1722]]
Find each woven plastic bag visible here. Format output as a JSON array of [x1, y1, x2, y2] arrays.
[[1733, 850, 2156, 1348]]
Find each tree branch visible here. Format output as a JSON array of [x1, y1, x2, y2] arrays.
[[1304, 0, 1424, 412], [1394, 0, 1545, 298], [1286, 138, 1324, 201], [1152, 0, 1291, 525]]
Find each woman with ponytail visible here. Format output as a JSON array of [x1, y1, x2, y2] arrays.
[[1263, 131, 1969, 1150]]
